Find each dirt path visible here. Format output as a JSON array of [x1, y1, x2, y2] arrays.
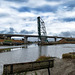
[[51, 58, 75, 75], [27, 58, 75, 75]]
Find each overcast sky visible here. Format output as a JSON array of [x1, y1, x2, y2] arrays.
[[0, 0, 75, 37]]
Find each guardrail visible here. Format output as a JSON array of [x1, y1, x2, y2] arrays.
[[3, 59, 54, 75]]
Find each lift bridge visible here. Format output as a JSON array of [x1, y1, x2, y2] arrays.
[[37, 16, 48, 42], [0, 17, 72, 44]]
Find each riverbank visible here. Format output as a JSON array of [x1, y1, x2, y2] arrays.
[[51, 58, 75, 75], [25, 58, 75, 75]]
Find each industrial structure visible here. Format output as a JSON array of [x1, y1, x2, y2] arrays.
[[37, 16, 47, 42]]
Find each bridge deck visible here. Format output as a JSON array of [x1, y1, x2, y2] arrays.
[[0, 34, 71, 38]]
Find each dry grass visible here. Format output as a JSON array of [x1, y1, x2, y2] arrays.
[[0, 48, 11, 52], [62, 52, 75, 59], [36, 56, 51, 61]]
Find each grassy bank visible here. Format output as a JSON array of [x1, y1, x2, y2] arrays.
[[62, 52, 75, 59], [0, 48, 11, 52], [36, 56, 51, 61]]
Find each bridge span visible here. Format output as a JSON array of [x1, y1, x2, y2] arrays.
[[0, 33, 73, 43]]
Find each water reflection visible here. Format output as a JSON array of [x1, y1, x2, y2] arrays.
[[22, 45, 27, 48], [38, 46, 47, 56], [38, 46, 42, 56]]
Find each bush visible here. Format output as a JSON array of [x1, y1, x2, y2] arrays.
[[62, 52, 75, 59], [36, 56, 51, 61], [72, 55, 75, 59], [62, 53, 72, 59]]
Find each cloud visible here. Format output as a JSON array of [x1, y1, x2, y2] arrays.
[[59, 31, 75, 37], [12, 5, 57, 13], [46, 0, 61, 2], [0, 28, 17, 34], [0, 0, 75, 37], [62, 18, 75, 22], [4, 0, 28, 3], [7, 28, 17, 34], [0, 13, 9, 18], [59, 31, 71, 37], [0, 30, 7, 34], [0, 27, 35, 35], [63, 0, 75, 9], [33, 5, 57, 13], [15, 7, 31, 12], [20, 30, 34, 34]]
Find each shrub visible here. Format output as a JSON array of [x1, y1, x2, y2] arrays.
[[62, 52, 75, 59], [72, 55, 75, 59], [36, 56, 51, 61], [62, 53, 72, 59]]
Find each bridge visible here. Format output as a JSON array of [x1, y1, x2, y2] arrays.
[[0, 33, 71, 43], [0, 17, 74, 44]]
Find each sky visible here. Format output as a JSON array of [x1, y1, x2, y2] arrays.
[[0, 0, 75, 37]]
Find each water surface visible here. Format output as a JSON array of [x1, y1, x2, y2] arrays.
[[0, 44, 75, 74]]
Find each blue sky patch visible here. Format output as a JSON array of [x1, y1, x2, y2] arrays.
[[4, 0, 29, 3], [33, 5, 57, 13], [63, 18, 75, 22], [18, 7, 31, 12]]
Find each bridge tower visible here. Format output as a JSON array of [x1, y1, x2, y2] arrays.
[[37, 16, 47, 42]]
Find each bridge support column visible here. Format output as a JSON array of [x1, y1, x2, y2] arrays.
[[3, 35, 7, 40], [7, 36, 11, 40], [54, 37, 57, 42], [24, 36, 28, 44]]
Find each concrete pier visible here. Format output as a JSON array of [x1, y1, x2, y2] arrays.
[[24, 36, 28, 44], [54, 37, 57, 42]]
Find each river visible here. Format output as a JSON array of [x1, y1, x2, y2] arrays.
[[0, 44, 75, 74]]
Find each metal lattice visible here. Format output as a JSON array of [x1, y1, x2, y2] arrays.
[[37, 16, 47, 42]]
